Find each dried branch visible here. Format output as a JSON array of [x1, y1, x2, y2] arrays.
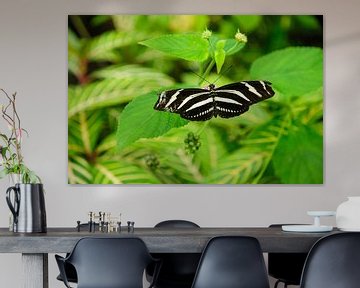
[[0, 88, 40, 183]]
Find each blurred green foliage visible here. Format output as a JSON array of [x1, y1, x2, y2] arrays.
[[68, 15, 323, 184]]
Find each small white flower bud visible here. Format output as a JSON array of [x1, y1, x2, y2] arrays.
[[202, 29, 212, 39], [235, 30, 247, 43]]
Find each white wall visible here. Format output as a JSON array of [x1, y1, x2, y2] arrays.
[[1, 0, 360, 287]]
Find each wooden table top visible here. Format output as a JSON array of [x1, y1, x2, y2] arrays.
[[0, 227, 340, 253]]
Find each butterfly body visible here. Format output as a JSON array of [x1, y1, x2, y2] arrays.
[[154, 81, 275, 121]]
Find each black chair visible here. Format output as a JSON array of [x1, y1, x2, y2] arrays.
[[300, 232, 360, 288], [56, 223, 99, 284], [55, 237, 160, 288], [56, 262, 77, 284], [155, 220, 200, 229], [147, 220, 201, 288], [191, 236, 270, 288], [268, 224, 308, 288]]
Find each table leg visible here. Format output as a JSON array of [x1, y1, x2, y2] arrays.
[[22, 253, 48, 288]]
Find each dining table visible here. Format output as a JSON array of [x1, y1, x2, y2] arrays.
[[0, 226, 340, 288]]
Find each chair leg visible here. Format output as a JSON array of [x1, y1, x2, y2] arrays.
[[274, 280, 288, 288]]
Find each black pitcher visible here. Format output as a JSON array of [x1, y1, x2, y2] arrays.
[[6, 183, 47, 233]]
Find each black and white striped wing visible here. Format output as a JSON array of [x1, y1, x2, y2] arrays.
[[154, 80, 275, 121], [213, 81, 275, 119], [154, 88, 215, 121]]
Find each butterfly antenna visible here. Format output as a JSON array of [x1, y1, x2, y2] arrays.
[[190, 61, 232, 87], [190, 70, 211, 86], [212, 65, 233, 85]]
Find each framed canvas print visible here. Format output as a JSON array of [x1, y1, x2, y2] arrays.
[[68, 15, 323, 184]]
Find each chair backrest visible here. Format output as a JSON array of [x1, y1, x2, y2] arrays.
[[300, 232, 360, 288], [155, 219, 200, 228], [66, 237, 154, 288], [191, 236, 270, 288], [268, 224, 308, 285], [150, 220, 201, 287]]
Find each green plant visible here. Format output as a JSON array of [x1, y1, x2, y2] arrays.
[[0, 89, 41, 183], [117, 34, 323, 184], [68, 15, 323, 184]]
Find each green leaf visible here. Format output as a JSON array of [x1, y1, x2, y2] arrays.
[[140, 33, 209, 62], [215, 40, 226, 73], [223, 39, 245, 56], [86, 31, 145, 61], [68, 111, 106, 154], [117, 92, 189, 150], [209, 36, 245, 57], [272, 125, 323, 184], [68, 29, 82, 76], [235, 105, 272, 129], [68, 66, 174, 117], [250, 47, 323, 96], [291, 88, 323, 127], [93, 158, 161, 184], [0, 133, 8, 141], [20, 166, 41, 184], [68, 80, 128, 117], [192, 126, 228, 176], [240, 117, 292, 184], [161, 148, 204, 184], [122, 127, 205, 184], [206, 147, 268, 184], [68, 156, 94, 184], [145, 123, 226, 182], [91, 65, 174, 83], [96, 134, 117, 155]]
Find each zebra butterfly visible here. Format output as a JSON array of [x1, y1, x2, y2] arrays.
[[154, 81, 275, 121]]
